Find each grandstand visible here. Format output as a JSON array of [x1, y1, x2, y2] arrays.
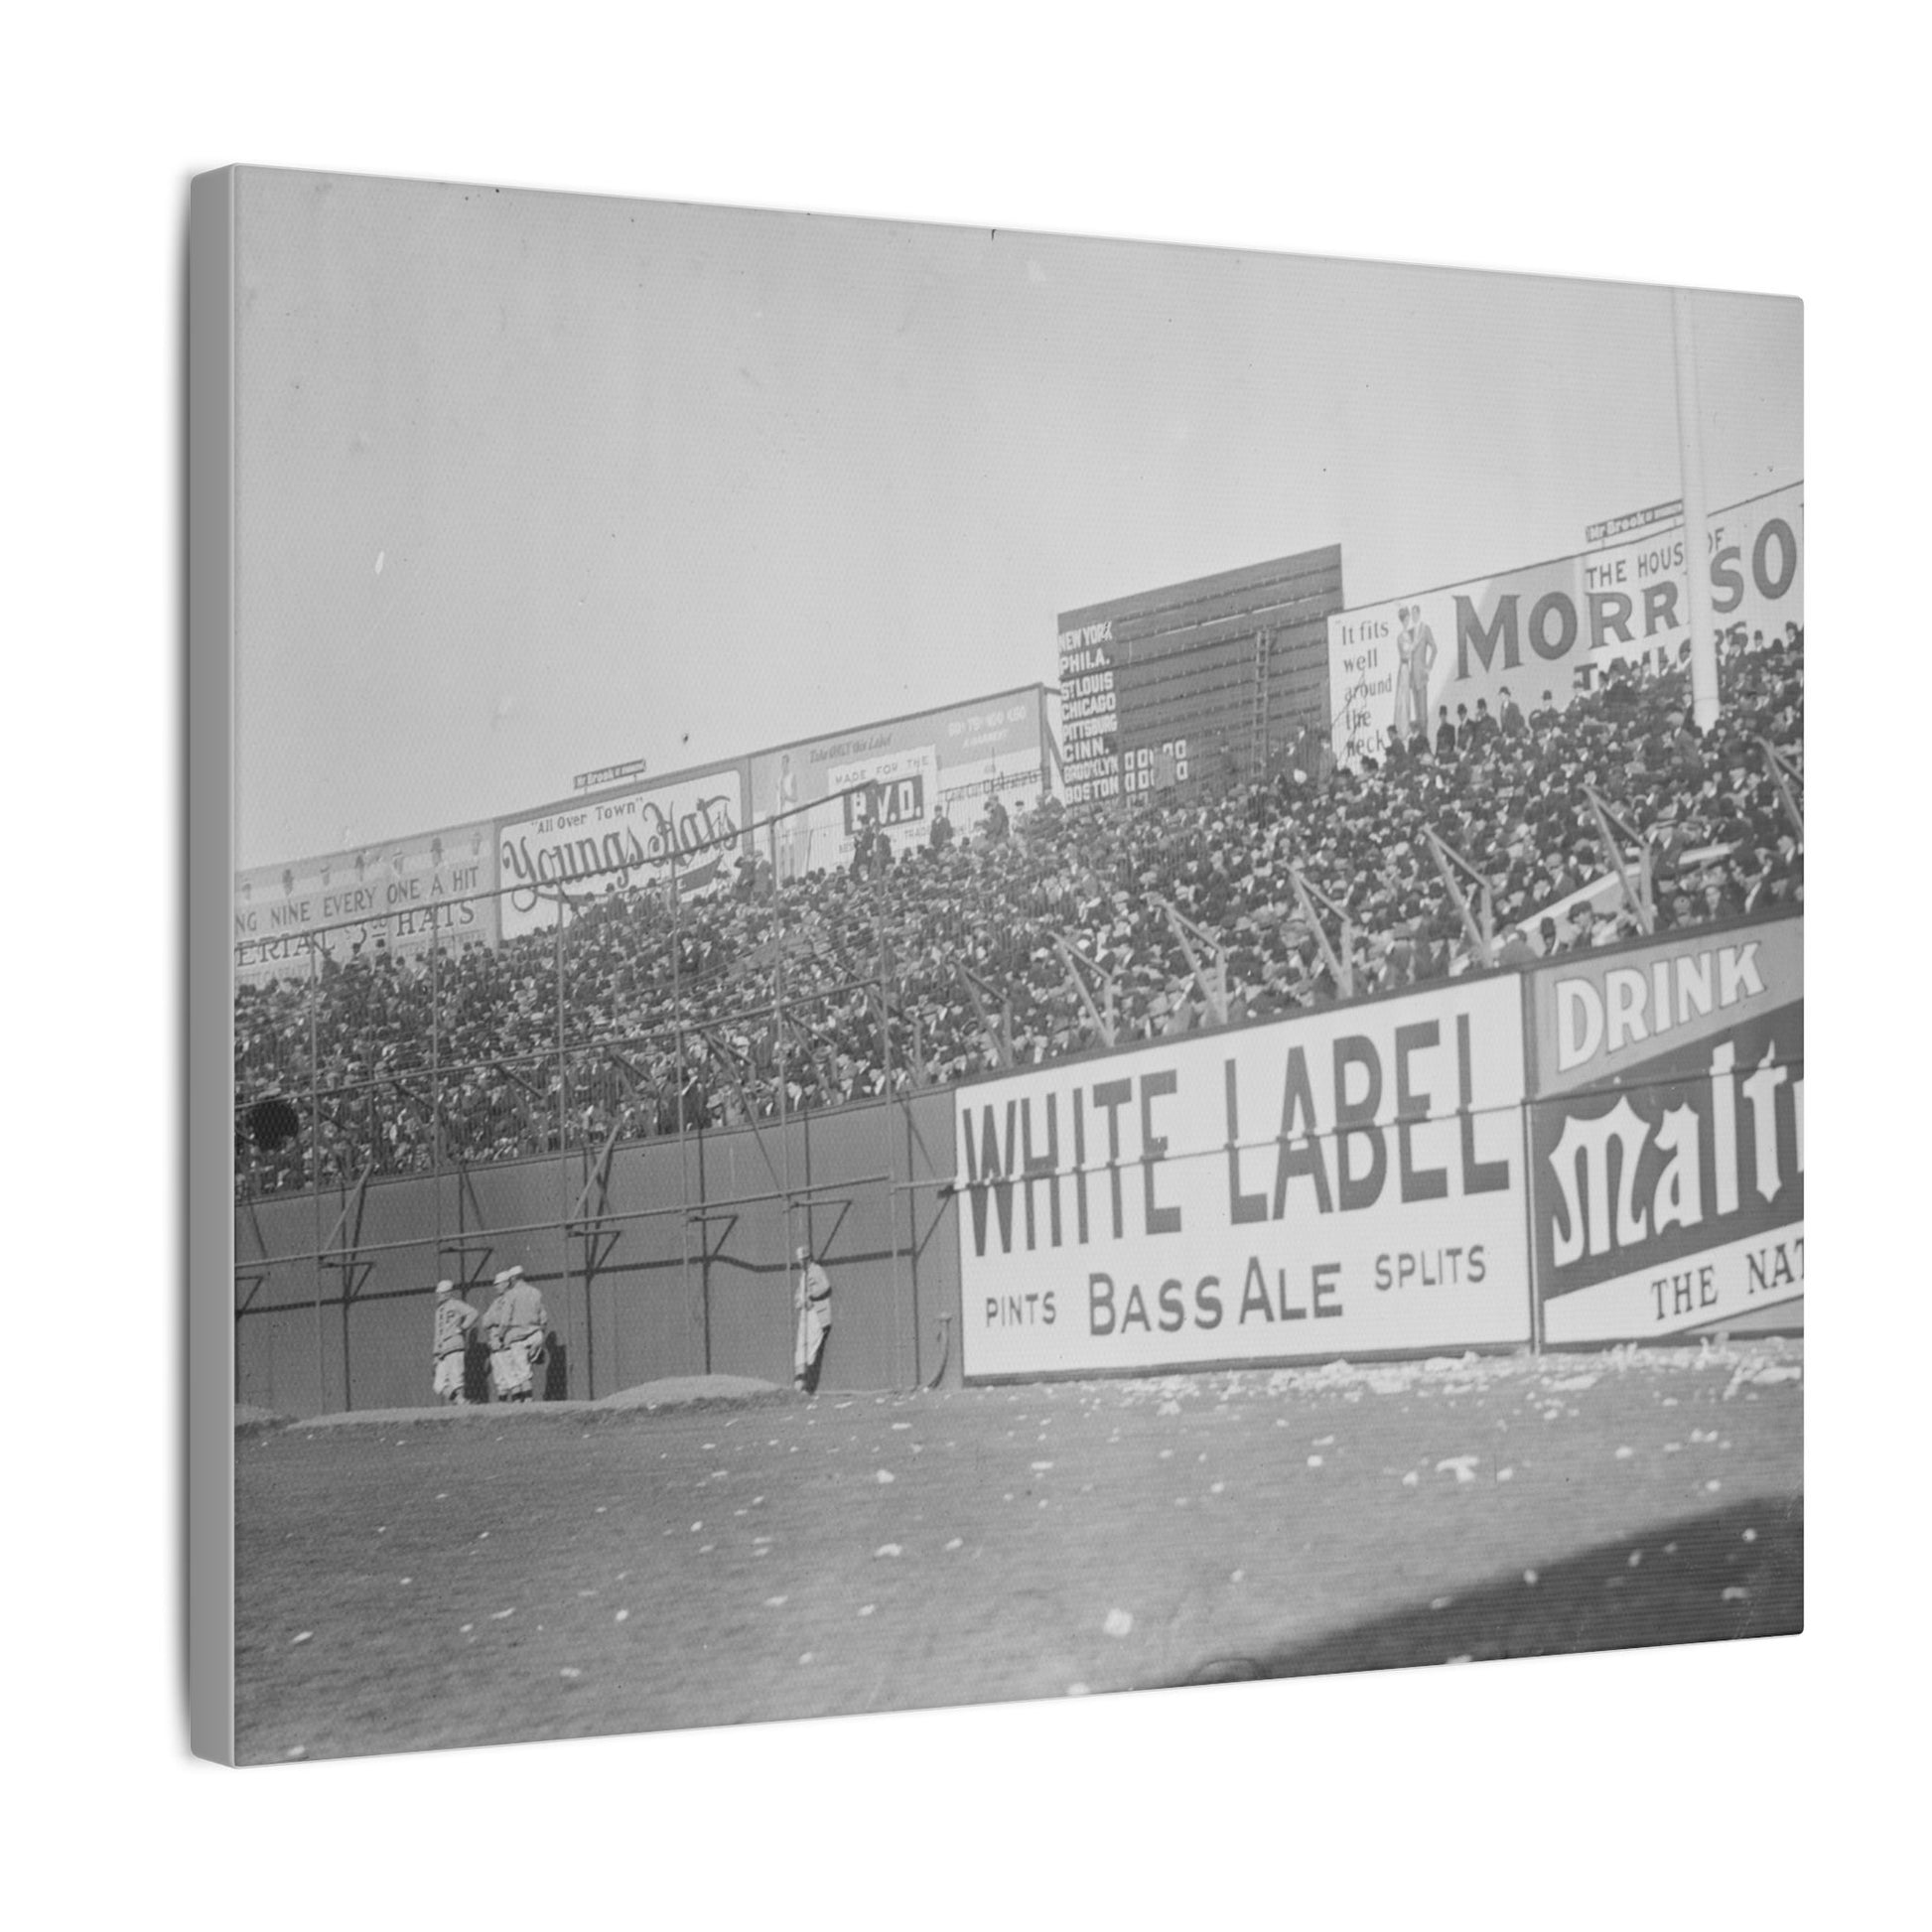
[[235, 629, 1802, 1200]]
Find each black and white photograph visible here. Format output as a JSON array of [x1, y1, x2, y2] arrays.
[[203, 167, 1805, 1764], [21, 10, 1932, 1921]]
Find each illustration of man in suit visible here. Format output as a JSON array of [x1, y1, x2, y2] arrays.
[[1393, 605, 1438, 742], [760, 751, 801, 882]]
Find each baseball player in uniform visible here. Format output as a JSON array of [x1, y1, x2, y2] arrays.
[[481, 1264, 551, 1403], [430, 1279, 479, 1404], [792, 1245, 832, 1395]]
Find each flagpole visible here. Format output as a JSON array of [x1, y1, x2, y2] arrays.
[[1673, 287, 1720, 732]]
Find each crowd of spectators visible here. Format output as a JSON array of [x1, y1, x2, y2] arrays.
[[235, 630, 1802, 1195]]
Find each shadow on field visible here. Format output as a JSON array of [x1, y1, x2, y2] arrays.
[[1183, 1498, 1801, 1686]]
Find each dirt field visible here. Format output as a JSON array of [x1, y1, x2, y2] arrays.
[[234, 1339, 1802, 1764]]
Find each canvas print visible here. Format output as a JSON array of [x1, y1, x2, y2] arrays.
[[196, 167, 1802, 1764]]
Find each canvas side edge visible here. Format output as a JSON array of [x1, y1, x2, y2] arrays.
[[187, 164, 237, 1765]]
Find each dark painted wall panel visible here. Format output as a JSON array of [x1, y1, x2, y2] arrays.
[[234, 1093, 967, 1416]]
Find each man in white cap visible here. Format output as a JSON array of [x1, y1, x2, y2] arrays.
[[430, 1279, 479, 1405], [481, 1264, 551, 1403], [792, 1244, 832, 1395]]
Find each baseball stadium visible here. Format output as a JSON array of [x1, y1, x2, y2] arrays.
[[232, 489, 1804, 1762]]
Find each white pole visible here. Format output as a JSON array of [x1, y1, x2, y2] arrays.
[[1673, 287, 1720, 731]]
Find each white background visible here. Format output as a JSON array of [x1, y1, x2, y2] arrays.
[[4, 5, 1919, 1926]]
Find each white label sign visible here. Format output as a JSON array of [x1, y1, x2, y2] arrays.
[[954, 977, 1532, 1377]]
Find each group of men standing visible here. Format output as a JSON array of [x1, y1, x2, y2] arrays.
[[429, 1249, 833, 1404], [430, 1265, 552, 1405]]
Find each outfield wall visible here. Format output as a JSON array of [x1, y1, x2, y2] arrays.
[[1523, 915, 1803, 1345], [235, 911, 1800, 1414], [235, 1091, 967, 1418], [945, 906, 1802, 1378], [951, 974, 1535, 1379]]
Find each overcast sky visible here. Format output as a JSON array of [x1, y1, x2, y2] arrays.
[[233, 169, 1801, 869]]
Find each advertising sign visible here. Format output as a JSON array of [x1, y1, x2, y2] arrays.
[[1329, 555, 1577, 768], [1527, 916, 1803, 1344], [1326, 483, 1803, 767], [955, 976, 1532, 1378], [1587, 498, 1682, 546], [233, 821, 498, 983], [496, 765, 747, 938], [827, 743, 939, 861], [573, 757, 649, 793], [750, 688, 1047, 879]]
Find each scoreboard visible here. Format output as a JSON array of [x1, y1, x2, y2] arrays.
[[1056, 544, 1344, 803]]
